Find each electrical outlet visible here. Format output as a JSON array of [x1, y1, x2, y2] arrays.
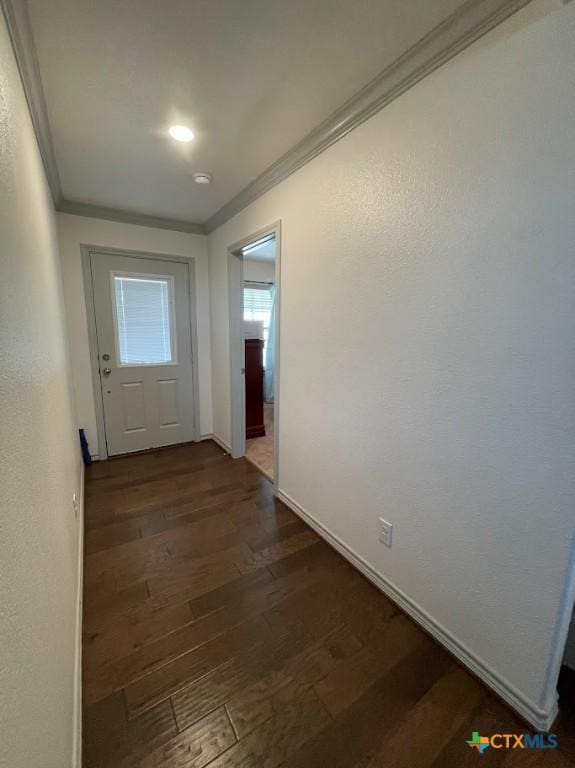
[[379, 517, 393, 548], [72, 492, 78, 519]]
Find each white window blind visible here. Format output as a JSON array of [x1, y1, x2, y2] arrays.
[[243, 284, 273, 363], [113, 275, 175, 365]]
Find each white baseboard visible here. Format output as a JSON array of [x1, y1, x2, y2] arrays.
[[201, 433, 232, 454], [72, 464, 85, 768], [276, 488, 558, 732]]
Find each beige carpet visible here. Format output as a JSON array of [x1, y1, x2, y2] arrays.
[[246, 403, 274, 479]]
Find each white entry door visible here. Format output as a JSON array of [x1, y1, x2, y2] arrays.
[[91, 252, 196, 455]]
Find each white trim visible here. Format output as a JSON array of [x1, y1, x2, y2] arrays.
[[200, 433, 232, 453], [81, 245, 202, 458], [204, 0, 533, 232], [81, 248, 109, 459], [271, 225, 282, 495], [0, 0, 62, 204], [228, 246, 245, 460], [539, 537, 575, 715], [276, 487, 559, 732], [72, 463, 85, 768], [227, 222, 281, 492], [3, 0, 532, 235], [58, 200, 205, 235]]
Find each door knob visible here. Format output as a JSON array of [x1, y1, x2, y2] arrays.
[[102, 367, 112, 377]]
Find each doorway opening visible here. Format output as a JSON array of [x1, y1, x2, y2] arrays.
[[228, 223, 281, 488]]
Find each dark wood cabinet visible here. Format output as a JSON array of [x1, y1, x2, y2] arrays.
[[245, 338, 265, 439]]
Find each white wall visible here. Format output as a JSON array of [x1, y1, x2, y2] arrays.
[[243, 258, 275, 284], [208, 0, 575, 728], [0, 14, 83, 768], [57, 214, 213, 456]]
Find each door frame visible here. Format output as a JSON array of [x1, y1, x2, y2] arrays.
[[227, 221, 282, 493], [81, 244, 202, 460]]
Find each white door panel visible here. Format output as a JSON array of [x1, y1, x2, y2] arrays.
[[121, 381, 147, 432], [91, 252, 195, 455], [158, 379, 180, 427]]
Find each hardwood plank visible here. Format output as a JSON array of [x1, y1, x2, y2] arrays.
[[336, 576, 397, 644], [138, 504, 228, 539], [82, 443, 575, 768], [430, 695, 526, 768], [89, 509, 243, 587], [501, 750, 574, 768], [146, 545, 246, 604], [171, 622, 311, 732], [323, 623, 364, 660], [117, 706, 236, 768], [189, 563, 324, 622], [124, 615, 270, 717], [84, 601, 259, 706], [163, 485, 254, 521], [362, 666, 483, 768], [84, 600, 193, 671], [85, 517, 142, 554], [84, 565, 345, 706], [84, 532, 174, 589], [266, 539, 348, 579], [235, 529, 320, 574], [225, 625, 360, 740], [314, 613, 426, 716], [229, 498, 297, 530], [555, 666, 575, 766], [190, 568, 275, 617], [203, 686, 331, 768], [244, 519, 308, 553], [173, 657, 254, 732], [84, 576, 148, 614], [283, 641, 453, 768], [83, 692, 177, 768], [227, 677, 314, 743], [265, 577, 355, 640]]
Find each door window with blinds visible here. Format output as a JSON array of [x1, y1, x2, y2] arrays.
[[111, 272, 177, 365], [243, 282, 273, 363]]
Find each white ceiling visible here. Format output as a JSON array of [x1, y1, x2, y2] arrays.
[[27, 0, 464, 224]]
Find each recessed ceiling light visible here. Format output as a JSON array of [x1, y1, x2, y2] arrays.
[[192, 172, 212, 185], [169, 125, 194, 142]]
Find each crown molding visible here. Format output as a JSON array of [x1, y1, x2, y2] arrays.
[[204, 0, 532, 233], [1, 0, 62, 204], [1, 0, 206, 234], [58, 200, 206, 235], [3, 0, 532, 237]]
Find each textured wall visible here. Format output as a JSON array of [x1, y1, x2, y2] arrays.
[[57, 214, 213, 455], [0, 13, 83, 768], [208, 0, 575, 724]]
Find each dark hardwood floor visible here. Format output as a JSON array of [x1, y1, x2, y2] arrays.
[[83, 441, 574, 767]]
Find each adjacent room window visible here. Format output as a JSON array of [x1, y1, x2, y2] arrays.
[[112, 274, 176, 365], [243, 283, 273, 363]]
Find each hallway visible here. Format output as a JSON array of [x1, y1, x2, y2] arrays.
[[82, 442, 574, 768]]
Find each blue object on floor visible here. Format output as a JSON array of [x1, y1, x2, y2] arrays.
[[79, 428, 92, 466]]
